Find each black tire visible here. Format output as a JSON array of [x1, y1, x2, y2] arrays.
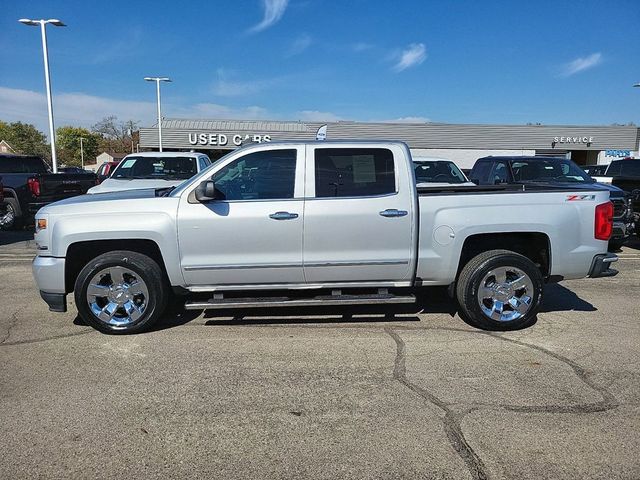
[[0, 199, 22, 230], [74, 250, 168, 334], [456, 249, 543, 331]]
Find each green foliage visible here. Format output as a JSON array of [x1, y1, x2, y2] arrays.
[[56, 126, 101, 167], [0, 121, 50, 160]]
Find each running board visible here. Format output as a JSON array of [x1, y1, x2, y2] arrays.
[[184, 293, 416, 310]]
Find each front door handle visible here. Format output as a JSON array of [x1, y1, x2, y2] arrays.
[[269, 211, 299, 220], [379, 209, 408, 218]]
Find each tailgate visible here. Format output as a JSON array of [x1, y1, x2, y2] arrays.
[[39, 173, 97, 198]]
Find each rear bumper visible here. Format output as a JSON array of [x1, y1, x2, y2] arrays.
[[587, 253, 619, 278]]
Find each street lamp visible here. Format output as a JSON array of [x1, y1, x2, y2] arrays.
[[79, 136, 85, 169], [19, 18, 66, 173], [144, 77, 171, 152]]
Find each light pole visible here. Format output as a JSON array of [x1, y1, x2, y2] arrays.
[[19, 18, 66, 173], [144, 77, 171, 152], [79, 136, 85, 169], [634, 84, 640, 157]]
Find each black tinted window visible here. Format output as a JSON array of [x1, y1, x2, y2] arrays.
[[315, 148, 395, 198], [470, 162, 491, 184], [212, 149, 297, 200], [620, 161, 640, 176], [113, 156, 197, 179], [0, 156, 48, 174]]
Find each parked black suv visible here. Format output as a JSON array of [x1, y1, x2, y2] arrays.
[[469, 156, 634, 250], [0, 154, 97, 229]]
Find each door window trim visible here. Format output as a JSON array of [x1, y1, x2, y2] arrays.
[[182, 145, 305, 203], [306, 146, 400, 199]]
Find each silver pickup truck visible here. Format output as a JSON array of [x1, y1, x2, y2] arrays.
[[32, 141, 618, 334]]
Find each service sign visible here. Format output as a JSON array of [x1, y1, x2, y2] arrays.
[[188, 133, 272, 147]]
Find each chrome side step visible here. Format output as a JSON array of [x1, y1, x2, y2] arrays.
[[184, 293, 416, 311]]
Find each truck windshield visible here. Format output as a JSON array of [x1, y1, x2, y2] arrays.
[[113, 156, 197, 180], [511, 159, 593, 183], [414, 160, 467, 184]]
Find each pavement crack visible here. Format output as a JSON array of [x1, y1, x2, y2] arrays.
[[0, 312, 19, 344], [385, 327, 489, 480], [485, 332, 619, 414], [0, 328, 94, 347]]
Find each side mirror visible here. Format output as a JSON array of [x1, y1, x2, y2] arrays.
[[195, 180, 217, 202]]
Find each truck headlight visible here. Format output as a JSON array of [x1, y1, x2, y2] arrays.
[[36, 218, 47, 232]]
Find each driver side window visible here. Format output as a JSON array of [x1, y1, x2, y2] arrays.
[[211, 149, 297, 201]]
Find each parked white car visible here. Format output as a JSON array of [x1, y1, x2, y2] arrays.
[[412, 156, 475, 187], [87, 152, 212, 194]]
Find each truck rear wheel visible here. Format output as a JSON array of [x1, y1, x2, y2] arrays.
[[0, 200, 21, 230], [456, 249, 543, 330], [74, 250, 168, 334]]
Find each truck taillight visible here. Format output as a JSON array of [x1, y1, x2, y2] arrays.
[[27, 177, 41, 197], [594, 201, 613, 241]]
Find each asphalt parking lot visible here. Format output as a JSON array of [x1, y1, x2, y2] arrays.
[[1, 230, 639, 480]]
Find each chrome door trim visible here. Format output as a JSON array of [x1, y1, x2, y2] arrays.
[[184, 259, 408, 271], [184, 263, 302, 271], [304, 260, 409, 268]]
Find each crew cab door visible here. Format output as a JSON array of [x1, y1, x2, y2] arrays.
[[302, 145, 415, 283], [177, 146, 305, 288]]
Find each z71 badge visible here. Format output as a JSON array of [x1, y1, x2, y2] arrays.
[[566, 194, 596, 201]]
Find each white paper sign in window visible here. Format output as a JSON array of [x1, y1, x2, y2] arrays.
[[352, 155, 376, 183]]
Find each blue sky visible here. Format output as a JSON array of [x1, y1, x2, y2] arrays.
[[1, 0, 639, 133]]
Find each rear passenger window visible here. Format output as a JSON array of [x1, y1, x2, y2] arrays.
[[314, 148, 395, 198]]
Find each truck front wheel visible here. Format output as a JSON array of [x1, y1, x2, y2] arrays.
[[456, 249, 543, 330], [74, 250, 168, 334]]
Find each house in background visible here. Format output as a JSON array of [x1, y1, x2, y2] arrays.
[[0, 140, 16, 153], [89, 152, 127, 172]]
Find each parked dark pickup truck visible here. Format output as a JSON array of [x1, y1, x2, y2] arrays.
[[0, 153, 97, 229], [469, 156, 634, 249], [591, 158, 640, 232]]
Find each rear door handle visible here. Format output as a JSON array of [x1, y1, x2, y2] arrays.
[[269, 211, 299, 220], [379, 209, 408, 218]]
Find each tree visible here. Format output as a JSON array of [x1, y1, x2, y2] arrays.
[[0, 121, 50, 160], [56, 126, 101, 167], [91, 116, 139, 154]]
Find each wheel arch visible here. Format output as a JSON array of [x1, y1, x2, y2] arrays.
[[456, 232, 551, 280], [65, 239, 169, 293]]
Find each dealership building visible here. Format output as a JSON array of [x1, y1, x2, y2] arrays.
[[139, 119, 640, 169]]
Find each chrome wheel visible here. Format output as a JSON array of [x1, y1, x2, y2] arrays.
[[477, 266, 534, 322], [86, 266, 149, 327], [0, 203, 15, 228]]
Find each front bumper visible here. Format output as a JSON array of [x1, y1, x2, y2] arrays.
[[33, 256, 67, 312], [587, 253, 619, 278]]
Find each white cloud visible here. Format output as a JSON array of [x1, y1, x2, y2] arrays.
[[297, 110, 344, 122], [560, 52, 603, 77], [381, 116, 430, 123], [393, 43, 427, 72], [352, 42, 373, 52], [0, 86, 270, 137], [173, 103, 269, 120], [249, 0, 289, 33], [287, 34, 312, 57]]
